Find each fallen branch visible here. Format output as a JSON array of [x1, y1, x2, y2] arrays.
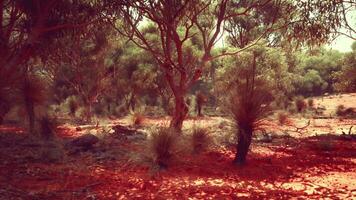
[[294, 120, 310, 133], [342, 126, 353, 135]]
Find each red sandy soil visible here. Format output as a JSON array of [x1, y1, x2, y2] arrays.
[[0, 94, 355, 199], [313, 93, 356, 115]]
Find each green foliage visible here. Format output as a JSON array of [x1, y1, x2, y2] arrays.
[[293, 48, 343, 96], [215, 45, 290, 110], [220, 47, 274, 138], [333, 42, 356, 92]]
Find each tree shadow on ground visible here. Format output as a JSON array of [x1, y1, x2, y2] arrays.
[[0, 128, 355, 199]]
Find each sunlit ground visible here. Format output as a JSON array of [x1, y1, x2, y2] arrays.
[[0, 94, 355, 199]]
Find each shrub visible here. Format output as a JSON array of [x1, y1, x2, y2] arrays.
[[336, 105, 345, 116], [130, 112, 145, 126], [191, 127, 210, 154], [307, 98, 314, 108], [149, 127, 177, 169], [336, 105, 356, 117], [277, 112, 288, 125], [295, 97, 307, 112]]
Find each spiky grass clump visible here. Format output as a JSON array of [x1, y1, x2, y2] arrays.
[[191, 127, 210, 154], [231, 85, 274, 133], [149, 127, 177, 169], [229, 79, 274, 164]]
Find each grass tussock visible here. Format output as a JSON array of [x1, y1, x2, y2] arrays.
[[149, 127, 178, 169], [130, 112, 145, 127], [295, 97, 307, 113], [277, 112, 288, 125], [336, 104, 355, 117], [191, 126, 211, 154], [307, 98, 314, 108]]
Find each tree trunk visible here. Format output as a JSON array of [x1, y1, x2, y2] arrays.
[[170, 92, 188, 131], [0, 103, 10, 125], [86, 103, 92, 122], [161, 95, 171, 115], [197, 103, 202, 117], [234, 128, 252, 165], [25, 100, 35, 135]]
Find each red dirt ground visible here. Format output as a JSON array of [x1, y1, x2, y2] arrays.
[[0, 94, 355, 199]]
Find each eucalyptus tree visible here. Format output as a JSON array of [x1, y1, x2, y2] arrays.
[[105, 0, 355, 133], [0, 0, 104, 131]]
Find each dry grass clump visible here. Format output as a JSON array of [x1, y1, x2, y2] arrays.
[[336, 104, 355, 117], [295, 97, 307, 112], [191, 126, 211, 154], [307, 98, 314, 108], [277, 112, 288, 125], [149, 127, 178, 169], [130, 112, 145, 127]]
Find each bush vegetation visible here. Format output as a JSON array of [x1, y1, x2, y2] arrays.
[[277, 112, 288, 125], [149, 127, 178, 169], [191, 126, 211, 154], [295, 97, 307, 113]]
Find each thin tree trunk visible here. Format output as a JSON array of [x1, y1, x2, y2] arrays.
[[0, 103, 10, 125], [170, 91, 188, 131], [197, 102, 202, 117], [234, 128, 252, 165], [26, 99, 35, 135], [86, 102, 92, 122]]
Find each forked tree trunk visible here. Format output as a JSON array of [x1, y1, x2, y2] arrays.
[[234, 128, 253, 165], [170, 92, 188, 131]]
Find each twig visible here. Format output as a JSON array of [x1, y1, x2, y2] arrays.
[[294, 120, 311, 133]]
